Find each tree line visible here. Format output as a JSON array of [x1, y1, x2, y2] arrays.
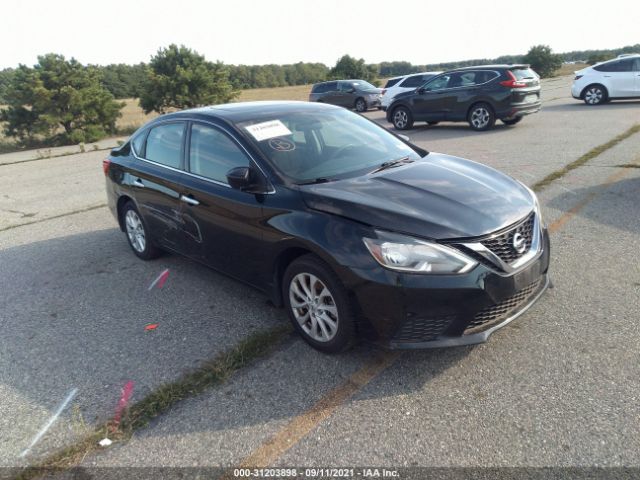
[[1, 43, 637, 148]]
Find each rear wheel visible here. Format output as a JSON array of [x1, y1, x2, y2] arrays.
[[583, 85, 607, 105], [122, 201, 161, 260], [283, 255, 355, 353], [501, 117, 522, 126], [468, 103, 495, 131], [355, 98, 367, 112], [392, 106, 414, 130]]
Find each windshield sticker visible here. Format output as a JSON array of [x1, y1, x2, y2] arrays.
[[244, 120, 292, 141], [268, 138, 295, 152]]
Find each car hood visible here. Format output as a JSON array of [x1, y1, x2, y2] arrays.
[[300, 153, 534, 240]]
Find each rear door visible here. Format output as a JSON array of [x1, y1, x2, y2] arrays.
[[321, 81, 340, 105], [595, 59, 636, 97], [128, 121, 187, 252], [180, 121, 267, 284]]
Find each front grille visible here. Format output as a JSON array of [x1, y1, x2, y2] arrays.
[[394, 315, 455, 343], [481, 212, 535, 264], [465, 279, 541, 333]]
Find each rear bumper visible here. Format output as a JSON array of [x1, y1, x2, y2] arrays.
[[500, 102, 541, 119]]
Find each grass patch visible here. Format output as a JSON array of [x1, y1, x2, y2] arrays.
[[532, 124, 640, 192], [13, 324, 292, 480]]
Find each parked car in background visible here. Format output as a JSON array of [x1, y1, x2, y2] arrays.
[[104, 101, 549, 353], [381, 72, 442, 110], [386, 65, 542, 131], [571, 54, 640, 105], [309, 79, 382, 112]]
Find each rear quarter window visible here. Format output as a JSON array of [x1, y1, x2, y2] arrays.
[[384, 78, 402, 88], [131, 130, 147, 156], [144, 123, 185, 169]]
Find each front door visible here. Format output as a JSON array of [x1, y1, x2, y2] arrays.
[[411, 73, 454, 120], [180, 122, 266, 285]]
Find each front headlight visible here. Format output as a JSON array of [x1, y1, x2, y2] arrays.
[[521, 182, 544, 226], [363, 231, 477, 274]]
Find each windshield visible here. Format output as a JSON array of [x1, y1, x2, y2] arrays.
[[237, 109, 422, 183]]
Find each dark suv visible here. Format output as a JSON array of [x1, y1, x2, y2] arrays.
[[309, 79, 382, 112], [386, 65, 541, 131]]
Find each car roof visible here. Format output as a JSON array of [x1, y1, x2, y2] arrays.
[[388, 71, 442, 80], [155, 101, 343, 124]]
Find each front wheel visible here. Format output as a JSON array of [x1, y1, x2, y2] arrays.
[[283, 255, 356, 353], [392, 106, 414, 130], [502, 117, 522, 126], [122, 202, 161, 260], [354, 98, 367, 112], [468, 103, 495, 131], [583, 85, 607, 105]]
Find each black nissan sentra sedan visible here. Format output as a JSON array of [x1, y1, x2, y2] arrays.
[[104, 101, 550, 353]]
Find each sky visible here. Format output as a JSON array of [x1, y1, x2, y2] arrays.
[[2, 0, 638, 69]]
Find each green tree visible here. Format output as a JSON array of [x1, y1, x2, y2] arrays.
[[0, 54, 123, 145], [587, 53, 611, 65], [330, 54, 375, 81], [522, 45, 562, 78], [139, 44, 238, 114]]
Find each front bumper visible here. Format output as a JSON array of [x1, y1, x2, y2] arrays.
[[341, 228, 551, 349]]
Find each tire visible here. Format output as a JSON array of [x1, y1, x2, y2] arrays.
[[582, 84, 607, 105], [121, 201, 161, 260], [354, 97, 367, 112], [501, 116, 522, 126], [427, 121, 440, 126], [283, 254, 356, 353], [392, 106, 414, 130], [468, 103, 496, 131]]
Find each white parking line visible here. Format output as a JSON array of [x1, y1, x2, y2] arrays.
[[19, 388, 78, 458]]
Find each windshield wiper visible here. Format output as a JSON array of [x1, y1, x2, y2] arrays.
[[296, 177, 334, 185], [370, 156, 413, 174]]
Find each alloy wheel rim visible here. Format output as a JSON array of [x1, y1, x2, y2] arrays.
[[585, 88, 602, 104], [394, 110, 408, 128], [471, 107, 490, 128], [356, 100, 365, 111], [289, 273, 338, 342], [125, 210, 146, 253]]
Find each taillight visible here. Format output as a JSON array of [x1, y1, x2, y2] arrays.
[[574, 75, 583, 80], [102, 159, 111, 176], [500, 70, 527, 88]]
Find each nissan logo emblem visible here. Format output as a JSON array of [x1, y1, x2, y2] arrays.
[[512, 232, 526, 254]]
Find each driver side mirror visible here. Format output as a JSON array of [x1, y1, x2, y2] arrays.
[[348, 88, 356, 93], [226, 166, 253, 191], [416, 87, 426, 94]]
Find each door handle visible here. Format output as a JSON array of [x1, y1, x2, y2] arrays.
[[133, 178, 145, 188], [180, 194, 200, 206]]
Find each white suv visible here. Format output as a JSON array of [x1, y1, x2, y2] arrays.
[[571, 55, 640, 105], [381, 71, 441, 110]]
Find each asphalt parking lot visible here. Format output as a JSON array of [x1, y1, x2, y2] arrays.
[[1, 74, 639, 475]]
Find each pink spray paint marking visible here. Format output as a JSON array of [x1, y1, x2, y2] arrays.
[[147, 268, 170, 291], [113, 380, 134, 428]]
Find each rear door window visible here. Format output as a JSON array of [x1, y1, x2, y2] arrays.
[[144, 123, 185, 169], [593, 60, 632, 72], [324, 81, 338, 92]]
